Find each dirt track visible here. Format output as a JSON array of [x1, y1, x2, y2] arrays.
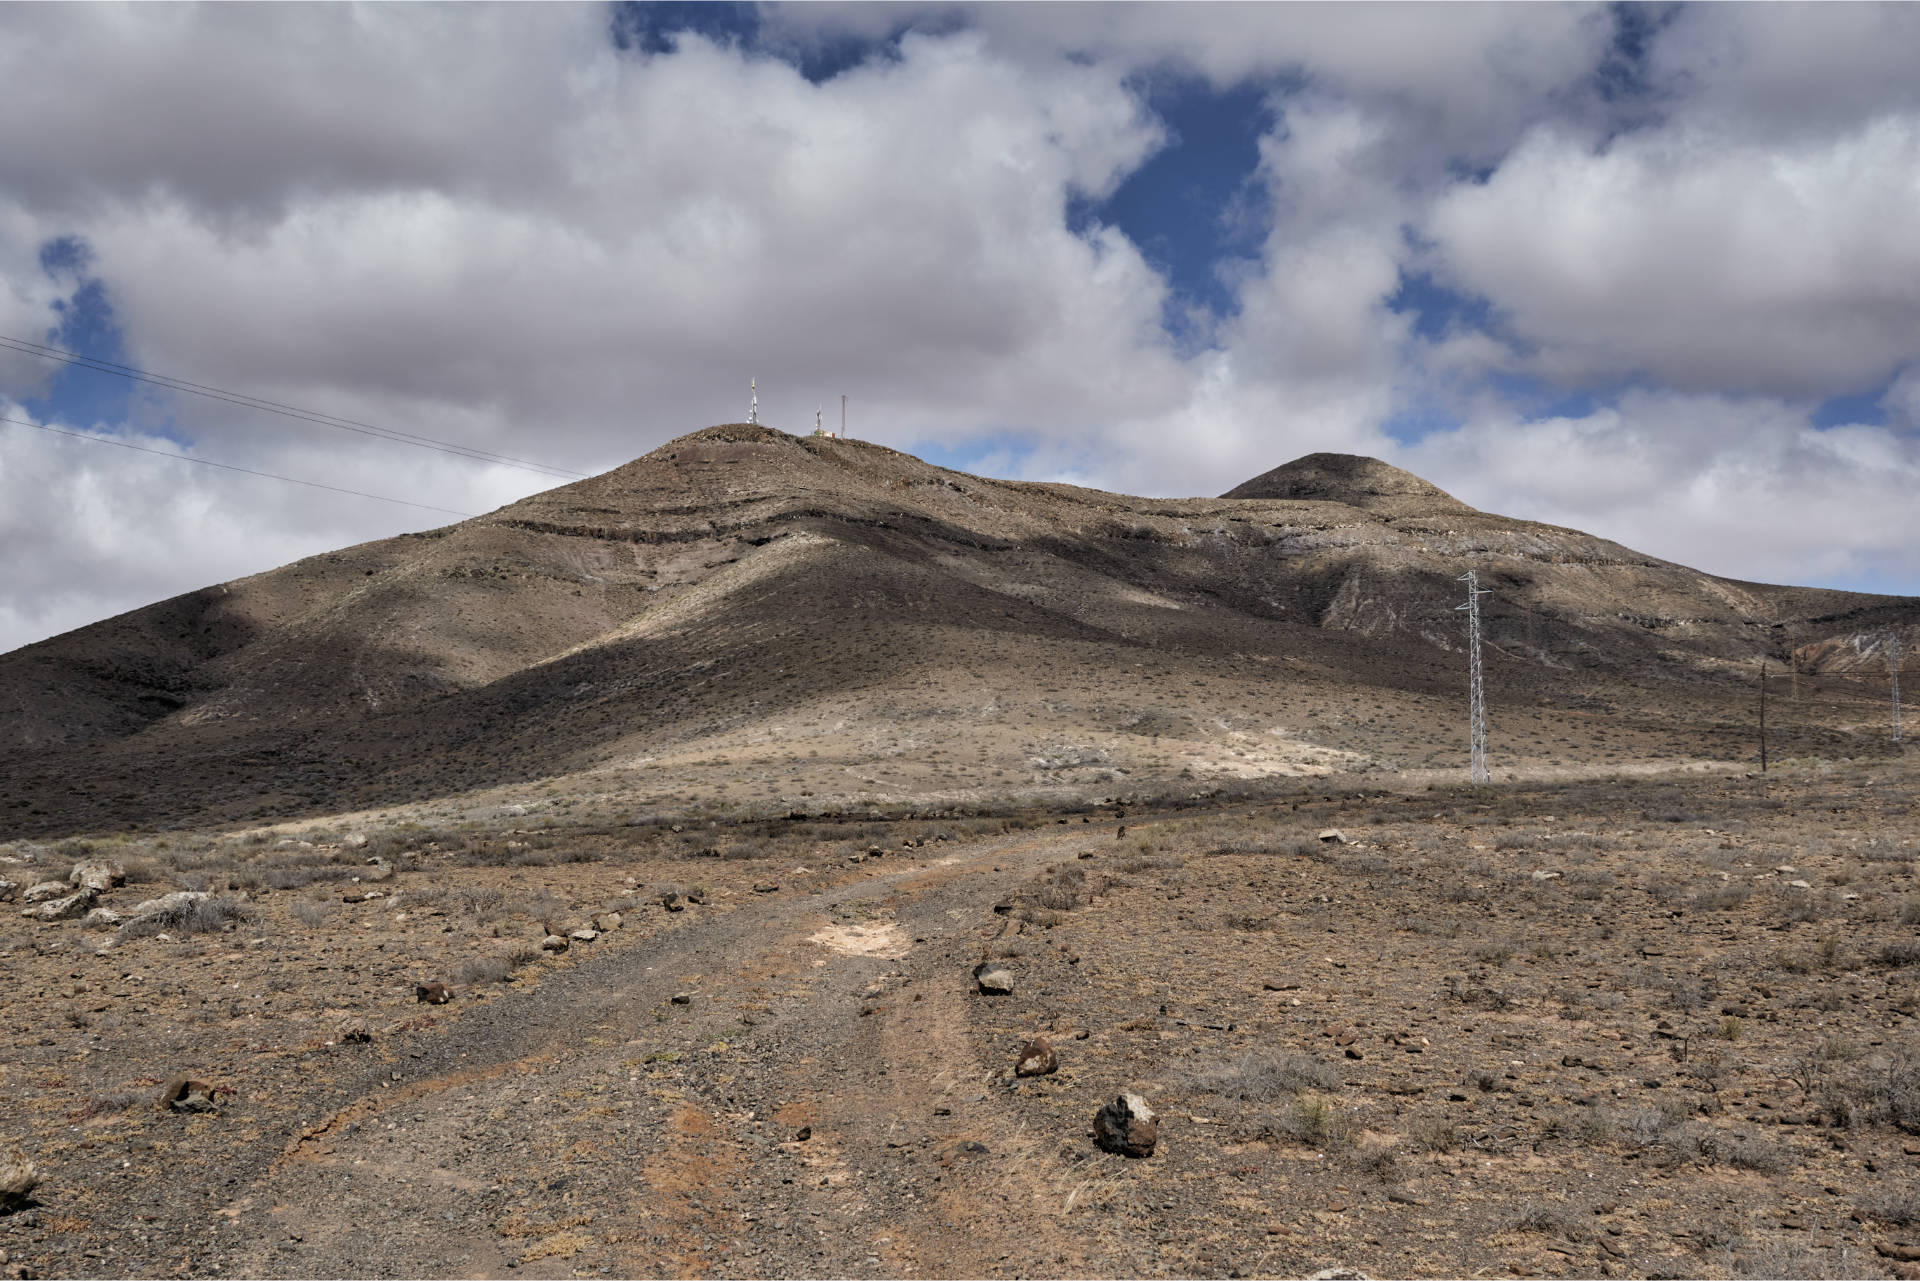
[[204, 825, 1097, 1280]]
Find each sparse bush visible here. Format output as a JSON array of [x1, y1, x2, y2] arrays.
[[1410, 1117, 1456, 1152], [1350, 1137, 1399, 1180], [119, 894, 258, 939], [77, 1090, 148, 1119], [1858, 1192, 1920, 1227], [1619, 1101, 1690, 1148], [289, 899, 334, 928], [1263, 1092, 1349, 1150], [1719, 1129, 1787, 1173], [456, 956, 512, 985], [1190, 1050, 1341, 1102], [1115, 855, 1182, 874], [1692, 883, 1752, 912], [1731, 1244, 1866, 1280], [1878, 940, 1920, 967], [1818, 1036, 1862, 1062], [1509, 1203, 1582, 1239], [1861, 1050, 1920, 1133]]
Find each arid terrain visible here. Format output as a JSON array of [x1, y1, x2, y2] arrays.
[[1, 763, 1917, 1280], [2, 426, 1915, 838], [2, 426, 1917, 1280]]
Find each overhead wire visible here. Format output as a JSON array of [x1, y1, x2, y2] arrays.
[[1, 413, 477, 518], [0, 332, 585, 480]]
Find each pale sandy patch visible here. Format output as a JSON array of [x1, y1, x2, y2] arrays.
[[808, 921, 910, 959]]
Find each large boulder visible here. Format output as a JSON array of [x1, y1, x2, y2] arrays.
[[155, 1075, 219, 1114], [1015, 1038, 1058, 1077], [68, 861, 126, 892], [82, 907, 124, 931], [974, 963, 1015, 996], [128, 890, 208, 918], [21, 887, 96, 922], [1093, 1092, 1158, 1157], [22, 881, 68, 904]]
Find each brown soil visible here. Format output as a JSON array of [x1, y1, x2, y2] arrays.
[[3, 759, 1917, 1280]]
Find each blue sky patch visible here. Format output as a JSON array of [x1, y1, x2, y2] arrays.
[[23, 237, 135, 431], [1388, 271, 1496, 344], [1811, 385, 1890, 430], [1081, 76, 1275, 341]]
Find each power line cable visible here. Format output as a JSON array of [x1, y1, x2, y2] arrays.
[[1, 414, 477, 518], [0, 332, 584, 480]]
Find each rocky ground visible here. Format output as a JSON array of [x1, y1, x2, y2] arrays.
[[1, 757, 1917, 1280]]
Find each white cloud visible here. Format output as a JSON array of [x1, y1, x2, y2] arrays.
[[5, 20, 1187, 470], [1427, 115, 1920, 398], [1401, 390, 1920, 588], [2, 3, 1919, 653], [769, 3, 1614, 162], [1649, 3, 1920, 140], [0, 404, 534, 653]]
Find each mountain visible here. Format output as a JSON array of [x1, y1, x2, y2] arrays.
[[3, 424, 1914, 835]]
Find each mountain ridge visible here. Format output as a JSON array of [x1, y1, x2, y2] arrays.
[[2, 423, 1913, 834]]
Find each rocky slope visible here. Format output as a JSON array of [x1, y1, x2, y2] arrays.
[[2, 424, 1913, 834]]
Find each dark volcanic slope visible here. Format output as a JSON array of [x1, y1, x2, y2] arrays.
[[1222, 451, 1471, 515], [3, 424, 1915, 832]]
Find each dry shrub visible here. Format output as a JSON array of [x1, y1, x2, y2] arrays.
[[119, 895, 258, 939], [290, 898, 334, 928], [1262, 1093, 1350, 1150], [1878, 940, 1920, 968], [1189, 1050, 1341, 1102], [456, 956, 513, 985], [1410, 1117, 1456, 1152]]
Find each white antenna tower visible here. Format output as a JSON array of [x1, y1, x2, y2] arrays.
[[816, 406, 823, 434], [748, 376, 757, 425], [1892, 629, 1904, 744], [1457, 570, 1491, 784]]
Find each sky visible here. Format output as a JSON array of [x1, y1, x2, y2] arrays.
[[4, 2, 1920, 653]]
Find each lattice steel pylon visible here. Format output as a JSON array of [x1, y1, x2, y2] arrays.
[[1892, 630, 1904, 744], [748, 377, 758, 425], [1457, 570, 1492, 784]]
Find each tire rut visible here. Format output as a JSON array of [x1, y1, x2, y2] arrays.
[[223, 826, 1092, 1279]]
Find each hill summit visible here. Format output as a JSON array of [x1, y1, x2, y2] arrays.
[[1, 423, 1915, 835], [1222, 452, 1470, 513]]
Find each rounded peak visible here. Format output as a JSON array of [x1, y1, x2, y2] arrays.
[[1221, 452, 1471, 512]]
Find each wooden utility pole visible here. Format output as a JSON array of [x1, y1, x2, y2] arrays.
[[1758, 661, 1769, 773]]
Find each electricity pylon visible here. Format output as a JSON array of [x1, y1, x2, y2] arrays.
[[1457, 570, 1491, 784], [1893, 630, 1904, 744], [748, 377, 758, 425]]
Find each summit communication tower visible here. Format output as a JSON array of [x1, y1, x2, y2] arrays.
[[1458, 570, 1491, 784], [748, 377, 758, 425]]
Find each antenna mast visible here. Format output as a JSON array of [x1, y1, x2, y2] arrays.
[[748, 377, 757, 425], [1457, 570, 1491, 784], [1892, 630, 1904, 744]]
